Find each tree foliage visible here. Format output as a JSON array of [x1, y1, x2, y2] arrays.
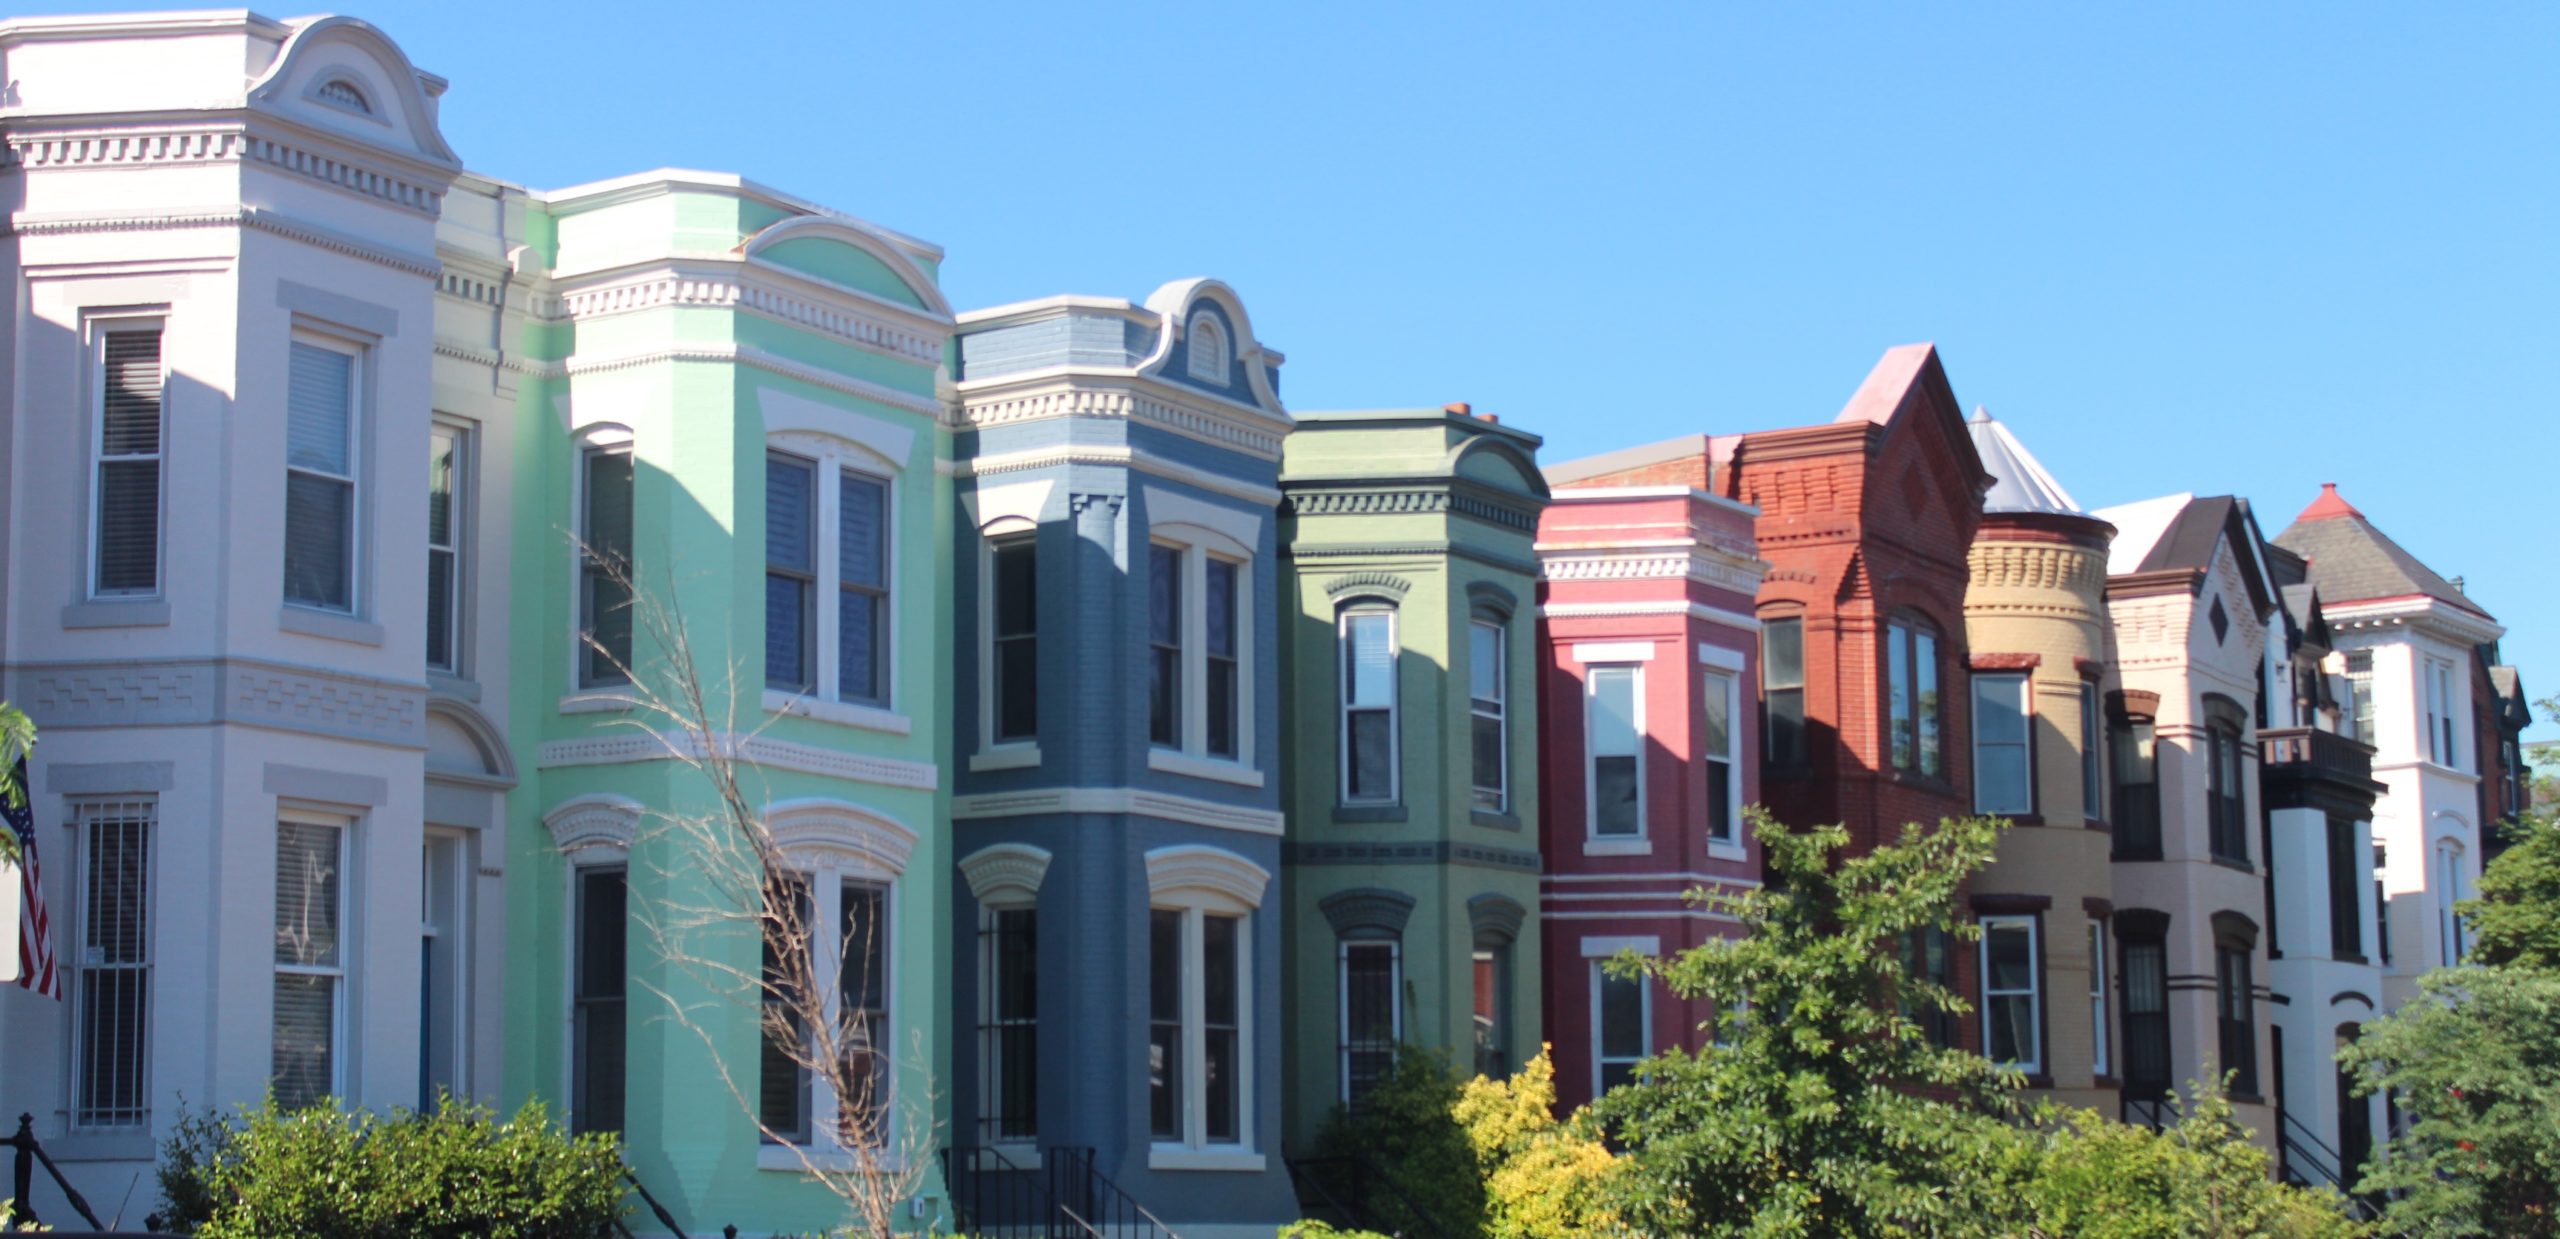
[[1986, 1085, 2361, 1238], [2467, 813, 2560, 973], [1451, 1049, 1624, 1238], [1585, 810, 2023, 1237], [1310, 1045, 1488, 1238], [2344, 959, 2560, 1235], [0, 701, 33, 865]]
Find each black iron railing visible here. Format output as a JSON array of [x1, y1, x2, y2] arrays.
[[2120, 1092, 2177, 1132], [1046, 1146, 1178, 1239], [6, 1112, 107, 1231], [1284, 1154, 1454, 1239], [2277, 1109, 2382, 1222], [941, 1145, 1180, 1239], [609, 1165, 693, 1239]]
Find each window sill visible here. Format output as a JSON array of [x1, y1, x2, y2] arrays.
[[2331, 950, 2369, 965], [1888, 769, 1957, 795], [1706, 840, 1749, 863], [2113, 850, 2165, 864], [1332, 804, 1408, 824], [764, 689, 912, 736], [2210, 856, 2257, 876], [1470, 808, 1522, 831], [558, 691, 638, 715], [1148, 749, 1264, 787], [278, 604, 384, 647], [1981, 811, 2044, 826], [1147, 1147, 1267, 1173], [757, 1144, 907, 1174], [39, 1130, 155, 1162], [429, 672, 481, 702], [62, 598, 170, 628], [970, 745, 1042, 772], [2015, 1072, 2055, 1089], [1584, 837, 1653, 857]]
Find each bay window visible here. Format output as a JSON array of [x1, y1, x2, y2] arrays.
[[1887, 618, 1942, 776], [767, 453, 817, 692], [75, 801, 153, 1129], [1979, 915, 2041, 1074], [2206, 704, 2249, 864], [767, 448, 895, 709], [426, 423, 466, 674], [91, 323, 165, 598], [978, 906, 1038, 1144], [1149, 544, 1183, 746], [2079, 683, 2104, 821], [1761, 616, 1806, 771], [272, 814, 348, 1109], [1587, 666, 1643, 838], [1338, 939, 1399, 1105], [571, 865, 627, 1136], [1972, 673, 2032, 814], [2112, 717, 2161, 858], [760, 873, 894, 1150], [1703, 670, 1739, 845], [1470, 619, 1508, 812], [1340, 608, 1399, 803], [1150, 906, 1249, 1150], [990, 536, 1039, 743], [1150, 539, 1250, 767], [283, 339, 360, 613], [577, 442, 634, 688], [2215, 942, 2256, 1097], [2087, 921, 2109, 1078]]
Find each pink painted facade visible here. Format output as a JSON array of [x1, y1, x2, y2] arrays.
[[1533, 485, 1767, 1111]]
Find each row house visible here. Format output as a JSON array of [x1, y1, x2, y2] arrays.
[[1273, 407, 1548, 1147]]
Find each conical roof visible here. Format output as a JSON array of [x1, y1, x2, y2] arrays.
[[1966, 407, 2084, 517], [2272, 483, 2491, 619]]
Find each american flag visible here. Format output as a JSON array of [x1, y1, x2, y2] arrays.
[[6, 758, 57, 1000]]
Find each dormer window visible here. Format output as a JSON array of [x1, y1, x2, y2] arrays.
[[317, 79, 372, 114], [1185, 311, 1229, 385]]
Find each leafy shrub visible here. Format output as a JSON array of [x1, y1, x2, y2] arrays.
[[1451, 1049, 1624, 1238], [1310, 1044, 1488, 1237], [1278, 1224, 1393, 1239], [157, 1095, 627, 1239], [1985, 1084, 2362, 1239]]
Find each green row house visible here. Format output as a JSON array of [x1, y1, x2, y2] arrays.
[[1276, 408, 1552, 1149]]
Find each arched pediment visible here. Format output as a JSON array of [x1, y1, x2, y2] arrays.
[[1137, 278, 1285, 415], [1319, 887, 1416, 939], [1144, 844, 1270, 910], [246, 16, 460, 167], [741, 216, 952, 319], [424, 699, 515, 785], [1447, 435, 1552, 502], [1469, 893, 1528, 945], [960, 843, 1053, 904], [544, 793, 643, 857], [766, 798, 919, 878]]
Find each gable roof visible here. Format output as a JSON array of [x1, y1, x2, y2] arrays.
[[1831, 343, 1993, 495], [1965, 407, 2084, 516], [2093, 493, 2277, 617], [2271, 483, 2492, 620]]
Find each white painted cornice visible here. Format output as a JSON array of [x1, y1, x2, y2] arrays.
[[952, 786, 1285, 837], [549, 344, 944, 420], [952, 371, 1292, 457], [943, 443, 1281, 508], [1538, 544, 1769, 593], [537, 258, 952, 366], [1540, 599, 1764, 632], [2324, 596, 2503, 646], [532, 168, 944, 264], [3, 204, 440, 276], [4, 113, 456, 215]]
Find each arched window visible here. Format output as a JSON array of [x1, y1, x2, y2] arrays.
[[1339, 601, 1400, 805], [1760, 609, 1807, 773], [1185, 310, 1230, 385], [316, 78, 371, 114], [2205, 696, 2249, 865]]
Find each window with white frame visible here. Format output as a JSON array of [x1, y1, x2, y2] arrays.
[[284, 339, 361, 613], [760, 874, 894, 1149], [1339, 939, 1400, 1105], [1472, 944, 1510, 1079], [272, 814, 348, 1109], [766, 447, 894, 708], [1972, 673, 2032, 814], [2079, 683, 2104, 821], [75, 801, 153, 1129], [2426, 660, 2458, 767], [1979, 915, 2041, 1073], [989, 535, 1039, 744], [2087, 920, 2109, 1078], [2344, 650, 2374, 745], [1339, 607, 1399, 803], [1186, 310, 1230, 385], [978, 904, 1038, 1144], [419, 832, 468, 1108], [1151, 538, 1248, 763], [1594, 965, 1649, 1095], [577, 442, 634, 688], [1587, 665, 1643, 838], [90, 322, 165, 598], [2436, 842, 2466, 966], [426, 422, 467, 674], [571, 864, 627, 1136], [1470, 618, 1508, 812], [1703, 669, 1739, 845], [1150, 907, 1247, 1148]]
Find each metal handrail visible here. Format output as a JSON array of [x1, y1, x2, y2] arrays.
[[1047, 1147, 1179, 1239], [942, 1144, 1064, 1239], [2276, 1110, 2381, 1222], [6, 1112, 107, 1230], [615, 1164, 691, 1239]]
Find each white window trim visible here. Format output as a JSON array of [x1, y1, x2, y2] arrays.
[[976, 899, 1039, 1150], [567, 427, 636, 699], [273, 806, 355, 1108], [1146, 845, 1267, 1171], [283, 332, 366, 617], [1585, 664, 1647, 846], [418, 829, 471, 1105], [426, 419, 471, 678], [1335, 938, 1403, 1104], [760, 851, 904, 1172], [976, 526, 1041, 763], [1978, 914, 2043, 1075], [1338, 605, 1401, 806], [546, 794, 638, 1136], [2436, 842, 2466, 966], [1470, 618, 1509, 813], [1703, 668, 1743, 856], [70, 799, 156, 1131], [2088, 920, 2110, 1078], [1144, 527, 1256, 776], [1971, 672, 2034, 815], [1591, 961, 1652, 1098], [86, 315, 168, 601], [762, 432, 901, 722]]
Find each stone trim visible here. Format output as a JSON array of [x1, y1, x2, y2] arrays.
[[1323, 572, 1412, 602], [5, 125, 448, 215], [1970, 652, 2042, 671], [1285, 840, 1541, 873], [46, 761, 175, 795], [959, 843, 1053, 903], [1145, 844, 1271, 909], [543, 793, 641, 856], [955, 380, 1285, 458], [263, 761, 387, 807], [767, 797, 918, 878], [1468, 893, 1528, 945], [1318, 887, 1416, 938], [8, 656, 427, 751], [535, 730, 937, 792]]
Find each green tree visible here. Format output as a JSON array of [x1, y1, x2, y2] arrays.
[[1451, 1048, 1625, 1238], [0, 701, 34, 865], [1989, 1083, 2360, 1238], [1309, 1045, 1488, 1238], [2342, 967, 2560, 1237], [2467, 813, 2560, 972], [1585, 810, 2023, 1237]]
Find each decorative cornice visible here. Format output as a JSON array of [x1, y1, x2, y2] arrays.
[[945, 443, 1281, 508], [544, 345, 944, 419], [958, 842, 1054, 903], [539, 265, 947, 367], [1284, 486, 1541, 533], [542, 793, 642, 857], [3, 205, 441, 276], [7, 656, 427, 751], [949, 785, 1284, 836], [1144, 844, 1272, 908], [1538, 546, 1768, 594], [1324, 572, 1412, 601], [954, 379, 1287, 459], [1284, 840, 1542, 872], [4, 124, 447, 215], [1318, 887, 1417, 937], [1538, 600, 1762, 632], [535, 730, 937, 792], [766, 797, 919, 878]]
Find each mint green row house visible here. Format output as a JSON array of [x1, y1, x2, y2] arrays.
[[1276, 407, 1551, 1150], [494, 172, 957, 1235]]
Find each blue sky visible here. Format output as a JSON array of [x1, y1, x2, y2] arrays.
[[64, 1, 2560, 735]]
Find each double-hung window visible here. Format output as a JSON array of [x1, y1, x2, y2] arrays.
[[1972, 673, 2032, 814], [978, 906, 1038, 1144], [1887, 619, 1942, 776], [1472, 944, 1510, 1079], [2327, 818, 2363, 958], [1150, 541, 1248, 765], [1340, 608, 1399, 803], [2079, 683, 2104, 821], [1593, 966, 1649, 1095], [760, 875, 893, 1148], [2087, 921, 2110, 1077], [1149, 906, 1247, 1150], [2121, 932, 2170, 1099], [767, 451, 895, 709], [75, 802, 153, 1129], [2425, 660, 2457, 767], [2112, 717, 2162, 858], [284, 340, 360, 613], [1149, 544, 1184, 747], [426, 424, 467, 674], [91, 323, 165, 598], [2215, 944, 2256, 1096], [1469, 620, 1508, 812], [2436, 844, 2466, 966], [272, 814, 348, 1109], [1587, 666, 1643, 838], [1703, 670, 1739, 846], [1204, 558, 1240, 758], [1761, 617, 1806, 771], [578, 443, 635, 688], [571, 866, 627, 1136], [1979, 916, 2041, 1074], [2206, 711, 2249, 865], [2343, 650, 2374, 744], [990, 537, 1039, 743], [1338, 938, 1400, 1105]]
